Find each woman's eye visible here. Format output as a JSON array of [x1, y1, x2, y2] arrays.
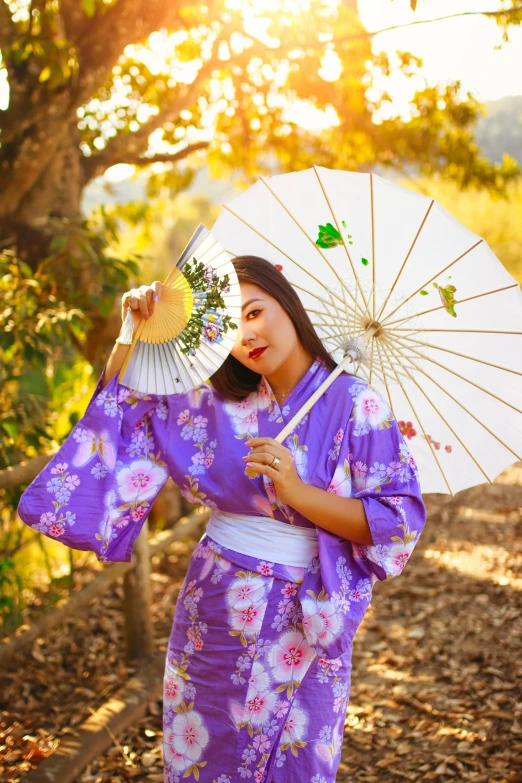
[[247, 309, 260, 319]]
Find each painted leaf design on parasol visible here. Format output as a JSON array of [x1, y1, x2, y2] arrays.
[[316, 221, 343, 248], [433, 282, 457, 317], [420, 280, 458, 317]]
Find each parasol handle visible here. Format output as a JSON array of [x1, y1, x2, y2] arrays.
[[275, 322, 379, 444], [275, 354, 356, 444]]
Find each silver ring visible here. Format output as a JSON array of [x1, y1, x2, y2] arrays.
[[270, 456, 280, 468]]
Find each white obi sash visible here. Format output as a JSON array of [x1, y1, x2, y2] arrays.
[[205, 509, 318, 568]]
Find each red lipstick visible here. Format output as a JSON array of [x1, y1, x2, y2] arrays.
[[249, 346, 268, 360]]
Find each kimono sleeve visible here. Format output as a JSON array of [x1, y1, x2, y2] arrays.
[[338, 384, 427, 581], [17, 365, 173, 563]]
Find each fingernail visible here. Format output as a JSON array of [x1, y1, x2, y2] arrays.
[[149, 310, 153, 317], [154, 295, 159, 302], [246, 462, 254, 467]]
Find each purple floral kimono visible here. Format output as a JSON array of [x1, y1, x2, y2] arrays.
[[18, 357, 426, 783]]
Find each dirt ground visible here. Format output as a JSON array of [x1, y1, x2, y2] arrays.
[[1, 466, 521, 783]]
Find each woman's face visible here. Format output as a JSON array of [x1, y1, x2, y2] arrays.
[[230, 282, 302, 376]]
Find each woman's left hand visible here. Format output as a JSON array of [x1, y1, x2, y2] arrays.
[[243, 437, 303, 506]]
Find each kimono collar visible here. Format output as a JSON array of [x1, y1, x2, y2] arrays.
[[260, 356, 328, 410]]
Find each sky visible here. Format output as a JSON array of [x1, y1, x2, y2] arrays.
[[358, 0, 522, 105]]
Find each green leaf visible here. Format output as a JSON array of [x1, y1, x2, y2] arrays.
[[420, 289, 429, 295], [361, 257, 369, 266]]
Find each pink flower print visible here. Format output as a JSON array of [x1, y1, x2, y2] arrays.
[[253, 734, 270, 754], [116, 459, 168, 503], [254, 768, 266, 782], [230, 603, 265, 636], [49, 523, 64, 537], [280, 704, 307, 745], [244, 690, 277, 727], [194, 637, 204, 651], [64, 474, 80, 491], [226, 574, 266, 612], [384, 541, 415, 576], [247, 661, 270, 694], [387, 496, 403, 506], [114, 515, 131, 528], [281, 583, 297, 597], [301, 597, 342, 647], [334, 428, 344, 445], [353, 461, 367, 477], [177, 410, 190, 425], [354, 387, 390, 429], [130, 504, 148, 522], [40, 512, 56, 527], [187, 627, 195, 641], [268, 630, 315, 685], [349, 587, 363, 601], [164, 709, 209, 770], [256, 561, 274, 576], [164, 668, 184, 708], [51, 462, 68, 474], [274, 699, 290, 719], [204, 452, 214, 468]]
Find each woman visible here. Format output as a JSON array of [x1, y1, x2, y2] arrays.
[[18, 256, 426, 783]]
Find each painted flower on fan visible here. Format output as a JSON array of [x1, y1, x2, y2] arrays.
[[203, 265, 218, 286]]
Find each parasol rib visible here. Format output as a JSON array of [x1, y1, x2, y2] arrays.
[[387, 336, 522, 462], [260, 176, 364, 324], [375, 200, 434, 323], [390, 333, 522, 378], [382, 341, 493, 484], [391, 327, 522, 335], [379, 239, 484, 325], [392, 334, 522, 417], [312, 165, 372, 320], [379, 341, 453, 494], [221, 207, 368, 323], [370, 173, 376, 320], [382, 283, 519, 330]]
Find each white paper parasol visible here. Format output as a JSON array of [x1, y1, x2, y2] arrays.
[[211, 167, 522, 495]]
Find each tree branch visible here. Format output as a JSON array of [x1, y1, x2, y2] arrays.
[[358, 6, 522, 40], [84, 141, 210, 180]]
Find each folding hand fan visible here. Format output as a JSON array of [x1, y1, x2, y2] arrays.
[[118, 225, 241, 395]]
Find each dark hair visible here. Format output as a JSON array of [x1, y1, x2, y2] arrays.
[[209, 255, 337, 401]]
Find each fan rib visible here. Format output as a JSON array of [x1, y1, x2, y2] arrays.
[[311, 166, 372, 320], [392, 334, 522, 378], [386, 338, 522, 464], [380, 239, 484, 326], [158, 342, 178, 394], [375, 200, 434, 323], [393, 333, 522, 417], [382, 283, 519, 330], [379, 341, 454, 494], [382, 341, 493, 484], [220, 209, 368, 323]]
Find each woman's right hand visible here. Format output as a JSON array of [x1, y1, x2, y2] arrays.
[[120, 281, 163, 331]]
